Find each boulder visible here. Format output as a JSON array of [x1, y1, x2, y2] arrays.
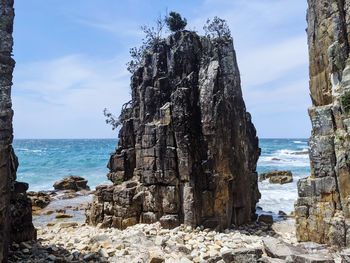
[[221, 248, 263, 263], [262, 237, 307, 259], [259, 171, 293, 184], [27, 191, 52, 209], [257, 214, 273, 225], [53, 176, 90, 191]]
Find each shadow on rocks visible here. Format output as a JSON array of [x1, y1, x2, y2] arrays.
[[8, 239, 107, 263], [233, 221, 280, 238]]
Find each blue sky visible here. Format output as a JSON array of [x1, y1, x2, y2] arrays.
[[12, 0, 310, 139]]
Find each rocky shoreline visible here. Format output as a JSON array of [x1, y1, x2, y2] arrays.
[[8, 214, 348, 263], [7, 192, 345, 263]]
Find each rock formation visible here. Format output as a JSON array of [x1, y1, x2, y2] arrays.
[[53, 176, 90, 191], [87, 31, 260, 230], [0, 1, 36, 261], [295, 0, 350, 246], [259, 170, 293, 185]]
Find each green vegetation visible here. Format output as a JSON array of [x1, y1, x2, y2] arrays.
[[203, 16, 231, 39], [127, 11, 189, 74], [341, 92, 350, 114], [165, 11, 187, 32], [126, 17, 166, 74], [103, 108, 120, 130]]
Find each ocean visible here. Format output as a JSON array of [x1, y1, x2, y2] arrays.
[[257, 139, 310, 213], [13, 138, 310, 214]]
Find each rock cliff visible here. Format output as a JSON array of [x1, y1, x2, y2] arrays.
[[295, 0, 350, 246], [0, 1, 36, 261], [87, 31, 260, 230]]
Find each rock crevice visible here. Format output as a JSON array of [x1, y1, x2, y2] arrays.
[[87, 31, 260, 230]]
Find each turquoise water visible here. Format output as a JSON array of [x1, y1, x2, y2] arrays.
[[13, 138, 310, 213], [258, 138, 310, 213], [13, 139, 117, 191]]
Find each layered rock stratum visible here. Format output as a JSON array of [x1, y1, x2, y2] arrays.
[[87, 31, 260, 230], [0, 0, 36, 261], [295, 0, 350, 246]]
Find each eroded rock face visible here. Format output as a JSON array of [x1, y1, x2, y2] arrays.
[[0, 1, 36, 260], [295, 0, 350, 246], [87, 31, 260, 230], [0, 1, 16, 260]]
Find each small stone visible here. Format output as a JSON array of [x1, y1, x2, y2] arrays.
[[99, 248, 109, 258], [177, 245, 191, 254], [155, 236, 166, 246], [83, 253, 95, 261], [149, 252, 165, 263], [60, 222, 78, 228], [180, 257, 192, 263], [47, 254, 57, 261], [22, 248, 30, 254], [185, 226, 192, 232], [49, 245, 58, 252], [21, 242, 32, 249]]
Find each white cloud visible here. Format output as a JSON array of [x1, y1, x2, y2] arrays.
[[13, 55, 131, 138], [244, 78, 310, 112], [75, 18, 142, 39], [238, 35, 308, 88], [12, 0, 311, 138]]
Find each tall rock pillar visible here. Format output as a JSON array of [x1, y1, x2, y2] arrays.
[[295, 0, 350, 246], [0, 1, 36, 261], [87, 31, 260, 230], [0, 0, 16, 261]]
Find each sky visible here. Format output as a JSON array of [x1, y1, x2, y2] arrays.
[[12, 0, 310, 139]]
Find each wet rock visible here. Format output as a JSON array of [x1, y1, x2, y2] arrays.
[[278, 211, 287, 218], [87, 30, 260, 231], [55, 213, 73, 219], [59, 222, 78, 228], [53, 176, 90, 191], [259, 171, 293, 184]]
